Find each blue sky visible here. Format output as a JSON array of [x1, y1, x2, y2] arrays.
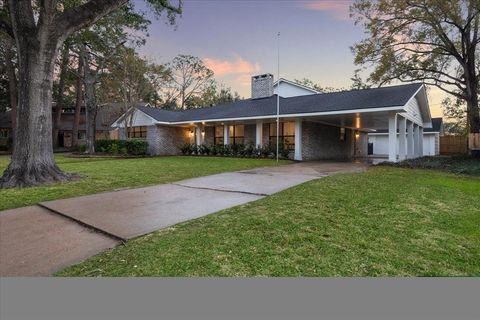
[[134, 0, 444, 116]]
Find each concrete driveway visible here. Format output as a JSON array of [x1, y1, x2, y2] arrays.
[[0, 160, 367, 276]]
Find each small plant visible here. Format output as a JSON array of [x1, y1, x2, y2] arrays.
[[180, 143, 194, 155]]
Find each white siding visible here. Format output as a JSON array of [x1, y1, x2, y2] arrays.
[[403, 96, 423, 125], [115, 109, 157, 128], [368, 133, 439, 156], [274, 82, 318, 98]]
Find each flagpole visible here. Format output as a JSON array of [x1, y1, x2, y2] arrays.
[[276, 32, 280, 162]]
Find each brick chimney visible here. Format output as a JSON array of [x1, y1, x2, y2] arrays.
[[251, 74, 274, 99]]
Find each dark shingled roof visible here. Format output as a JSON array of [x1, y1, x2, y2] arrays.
[[137, 83, 423, 123]]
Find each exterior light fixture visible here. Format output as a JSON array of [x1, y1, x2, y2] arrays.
[[355, 132, 360, 139]]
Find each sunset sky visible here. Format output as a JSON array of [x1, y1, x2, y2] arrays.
[[134, 0, 445, 117]]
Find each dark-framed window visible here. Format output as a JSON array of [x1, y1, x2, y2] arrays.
[[214, 125, 224, 145], [127, 126, 147, 139], [0, 129, 10, 138], [229, 124, 244, 145], [269, 122, 295, 150]]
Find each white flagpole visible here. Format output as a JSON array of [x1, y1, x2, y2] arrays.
[[276, 32, 280, 162]]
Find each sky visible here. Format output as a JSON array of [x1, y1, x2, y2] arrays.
[[133, 0, 444, 117]]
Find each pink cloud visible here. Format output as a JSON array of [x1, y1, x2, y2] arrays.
[[301, 0, 352, 21], [203, 56, 261, 76]]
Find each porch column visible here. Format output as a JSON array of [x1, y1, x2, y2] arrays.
[[407, 120, 414, 158], [413, 124, 420, 158], [223, 124, 229, 145], [418, 126, 424, 157], [398, 116, 407, 161], [196, 124, 203, 145], [388, 113, 397, 162], [255, 120, 263, 147], [294, 118, 302, 161]]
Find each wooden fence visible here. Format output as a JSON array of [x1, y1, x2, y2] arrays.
[[469, 133, 480, 150], [440, 135, 468, 155]]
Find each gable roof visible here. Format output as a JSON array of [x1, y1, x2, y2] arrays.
[[136, 83, 424, 124], [273, 78, 321, 94]]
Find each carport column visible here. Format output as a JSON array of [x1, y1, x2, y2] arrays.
[[418, 126, 424, 157], [388, 113, 397, 162], [407, 120, 414, 158], [223, 124, 229, 145], [196, 124, 203, 146], [294, 118, 302, 161], [413, 124, 420, 158], [398, 116, 407, 161], [255, 120, 263, 147]]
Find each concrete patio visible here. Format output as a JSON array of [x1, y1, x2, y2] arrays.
[[0, 161, 368, 276]]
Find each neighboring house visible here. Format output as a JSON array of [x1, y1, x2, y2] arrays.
[[0, 103, 124, 148], [368, 118, 443, 156], [113, 73, 433, 162]]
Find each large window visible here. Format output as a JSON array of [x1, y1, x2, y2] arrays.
[[127, 126, 147, 139], [229, 124, 244, 145], [214, 125, 224, 145], [269, 122, 295, 150]]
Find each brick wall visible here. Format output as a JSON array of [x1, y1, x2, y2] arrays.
[[244, 124, 256, 145], [146, 125, 191, 156], [301, 121, 355, 160], [204, 126, 215, 145]]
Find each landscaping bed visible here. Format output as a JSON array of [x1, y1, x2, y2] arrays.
[[382, 155, 480, 176]]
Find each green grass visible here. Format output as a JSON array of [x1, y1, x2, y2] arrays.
[[57, 167, 480, 277], [0, 155, 288, 211]]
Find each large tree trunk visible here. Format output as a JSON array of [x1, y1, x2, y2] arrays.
[[81, 45, 97, 155], [72, 58, 83, 148], [0, 32, 72, 188], [465, 64, 480, 134], [52, 45, 70, 147], [4, 36, 17, 145]]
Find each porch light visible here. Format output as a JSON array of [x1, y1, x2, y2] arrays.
[[201, 130, 205, 136], [355, 132, 360, 139], [189, 130, 194, 137]]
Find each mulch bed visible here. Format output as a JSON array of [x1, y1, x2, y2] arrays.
[[379, 155, 480, 176]]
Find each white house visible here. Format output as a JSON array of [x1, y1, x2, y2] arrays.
[[368, 118, 443, 156]]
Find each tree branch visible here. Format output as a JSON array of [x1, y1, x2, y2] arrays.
[[54, 0, 128, 39]]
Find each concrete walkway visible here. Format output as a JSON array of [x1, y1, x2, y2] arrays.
[[0, 161, 367, 276]]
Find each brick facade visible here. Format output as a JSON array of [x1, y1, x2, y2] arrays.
[[301, 121, 355, 161], [146, 125, 191, 156]]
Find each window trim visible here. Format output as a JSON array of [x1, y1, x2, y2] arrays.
[[127, 126, 148, 139], [268, 122, 295, 150]]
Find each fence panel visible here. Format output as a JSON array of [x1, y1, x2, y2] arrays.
[[469, 133, 480, 150], [440, 136, 468, 155]]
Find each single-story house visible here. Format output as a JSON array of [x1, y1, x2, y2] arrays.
[[113, 74, 433, 162], [368, 117, 443, 157]]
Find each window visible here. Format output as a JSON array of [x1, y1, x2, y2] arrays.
[[78, 131, 86, 140], [0, 129, 9, 138], [340, 127, 346, 141], [229, 125, 244, 145], [269, 122, 295, 150], [214, 125, 224, 145], [127, 126, 147, 139]]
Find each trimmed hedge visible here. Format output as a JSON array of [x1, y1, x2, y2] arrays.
[[179, 143, 292, 159], [94, 139, 148, 155]]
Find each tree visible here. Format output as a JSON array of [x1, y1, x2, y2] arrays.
[[185, 81, 241, 108], [100, 47, 170, 136], [293, 78, 344, 93], [163, 54, 215, 109], [351, 0, 480, 134], [0, 0, 181, 188]]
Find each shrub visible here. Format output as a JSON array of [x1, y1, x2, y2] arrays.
[[180, 143, 195, 155], [126, 140, 148, 155]]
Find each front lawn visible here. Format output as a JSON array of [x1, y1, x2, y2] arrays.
[[58, 167, 480, 277], [386, 155, 480, 176], [0, 155, 288, 211]]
